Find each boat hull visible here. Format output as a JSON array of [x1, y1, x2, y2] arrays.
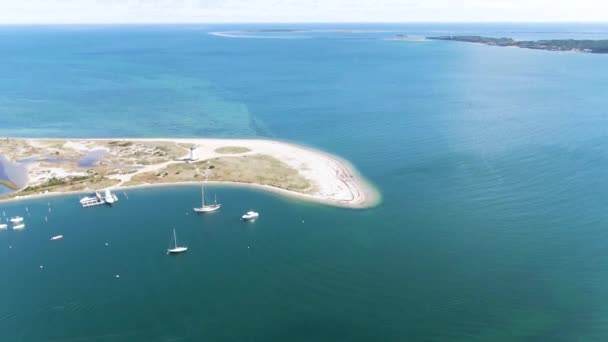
[[167, 247, 188, 254], [241, 213, 259, 220], [194, 204, 221, 213]]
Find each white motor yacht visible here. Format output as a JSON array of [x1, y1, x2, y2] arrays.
[[241, 211, 259, 221]]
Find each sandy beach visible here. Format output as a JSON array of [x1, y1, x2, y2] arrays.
[[0, 138, 380, 208]]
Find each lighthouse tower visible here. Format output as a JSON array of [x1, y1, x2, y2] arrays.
[[189, 145, 199, 161]]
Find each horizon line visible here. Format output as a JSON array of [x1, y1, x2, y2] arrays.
[[0, 21, 607, 26]]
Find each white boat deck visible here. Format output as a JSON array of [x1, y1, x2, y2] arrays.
[[80, 192, 119, 208]]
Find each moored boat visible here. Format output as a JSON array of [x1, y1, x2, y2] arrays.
[[241, 211, 259, 221], [193, 184, 221, 213], [167, 229, 188, 254], [104, 189, 116, 205], [51, 235, 63, 241], [10, 216, 23, 224], [13, 224, 25, 230]]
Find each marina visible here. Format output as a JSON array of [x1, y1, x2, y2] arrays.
[[79, 189, 119, 208]]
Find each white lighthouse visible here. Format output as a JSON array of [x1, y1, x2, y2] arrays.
[[189, 145, 199, 161]]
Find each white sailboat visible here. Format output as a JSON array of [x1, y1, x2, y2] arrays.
[[0, 224, 7, 230], [193, 184, 221, 213], [10, 216, 23, 224], [13, 224, 25, 230], [167, 229, 188, 254]]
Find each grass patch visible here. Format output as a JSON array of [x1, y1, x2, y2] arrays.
[[16, 175, 119, 196], [108, 141, 133, 147], [215, 146, 251, 154], [130, 154, 315, 194]]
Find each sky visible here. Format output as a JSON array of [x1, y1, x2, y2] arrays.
[[0, 0, 606, 24]]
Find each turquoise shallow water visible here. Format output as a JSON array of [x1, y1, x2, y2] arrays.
[[1, 23, 608, 341]]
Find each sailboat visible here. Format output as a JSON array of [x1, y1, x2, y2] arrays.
[[193, 184, 221, 213], [167, 229, 188, 254], [10, 216, 23, 224]]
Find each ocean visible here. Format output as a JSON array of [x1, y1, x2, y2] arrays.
[[1, 23, 608, 341]]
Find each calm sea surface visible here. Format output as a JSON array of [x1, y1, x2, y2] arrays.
[[1, 23, 608, 341]]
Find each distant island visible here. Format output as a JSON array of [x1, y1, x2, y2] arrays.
[[0, 138, 379, 208], [427, 36, 608, 54]]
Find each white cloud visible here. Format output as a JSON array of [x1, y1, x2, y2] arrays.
[[0, 0, 606, 24]]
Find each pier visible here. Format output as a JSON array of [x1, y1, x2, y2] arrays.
[[80, 190, 119, 208]]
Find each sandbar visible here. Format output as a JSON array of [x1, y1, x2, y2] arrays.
[[0, 138, 380, 208]]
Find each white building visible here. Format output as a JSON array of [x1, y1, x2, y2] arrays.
[[189, 145, 199, 161]]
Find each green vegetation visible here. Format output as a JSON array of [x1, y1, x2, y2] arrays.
[[215, 146, 251, 154], [108, 141, 133, 147], [14, 175, 118, 196], [131, 154, 315, 194], [201, 154, 313, 192], [428, 36, 608, 54]]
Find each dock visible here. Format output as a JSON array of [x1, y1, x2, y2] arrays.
[[80, 190, 119, 208]]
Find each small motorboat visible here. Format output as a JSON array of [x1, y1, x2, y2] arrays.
[[241, 211, 259, 221], [0, 224, 7, 230], [51, 235, 63, 241], [13, 224, 25, 230], [10, 216, 23, 224], [79, 196, 96, 204]]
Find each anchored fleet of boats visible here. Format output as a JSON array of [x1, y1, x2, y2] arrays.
[[2, 184, 260, 257], [3, 216, 26, 230]]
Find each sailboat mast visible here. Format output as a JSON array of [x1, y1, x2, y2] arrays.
[[201, 185, 205, 207], [173, 229, 177, 249]]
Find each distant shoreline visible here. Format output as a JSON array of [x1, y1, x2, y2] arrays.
[[0, 137, 381, 209], [428, 36, 608, 54]]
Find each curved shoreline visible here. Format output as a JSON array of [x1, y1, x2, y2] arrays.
[[0, 137, 381, 209], [0, 179, 380, 209]]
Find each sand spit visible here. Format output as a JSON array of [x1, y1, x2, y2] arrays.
[[0, 138, 380, 208]]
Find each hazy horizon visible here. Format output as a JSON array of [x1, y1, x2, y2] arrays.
[[1, 0, 607, 24]]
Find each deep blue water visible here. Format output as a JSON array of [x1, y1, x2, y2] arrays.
[[1, 23, 608, 341]]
